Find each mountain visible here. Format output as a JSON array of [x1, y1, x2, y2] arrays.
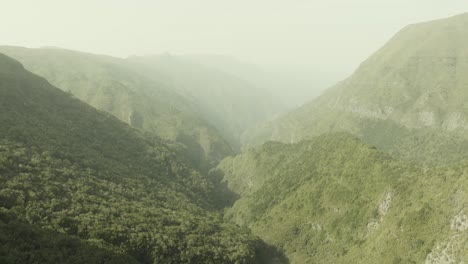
[[126, 54, 284, 150], [244, 13, 468, 165], [215, 133, 468, 263], [0, 208, 139, 264], [0, 46, 233, 172], [0, 53, 282, 263]]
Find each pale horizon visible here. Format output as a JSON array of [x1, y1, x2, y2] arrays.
[[1, 0, 468, 104]]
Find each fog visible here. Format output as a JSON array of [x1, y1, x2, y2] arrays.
[[1, 0, 467, 105]]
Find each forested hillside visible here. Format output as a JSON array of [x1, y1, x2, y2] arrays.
[[0, 53, 281, 263], [0, 46, 234, 172], [0, 46, 286, 165], [216, 133, 468, 263]]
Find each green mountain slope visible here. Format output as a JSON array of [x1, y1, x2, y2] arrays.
[[0, 208, 139, 264], [127, 54, 283, 150], [0, 46, 233, 172], [244, 13, 468, 165], [215, 133, 468, 263], [0, 53, 276, 263]]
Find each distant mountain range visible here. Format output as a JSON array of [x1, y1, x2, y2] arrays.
[[126, 53, 284, 150]]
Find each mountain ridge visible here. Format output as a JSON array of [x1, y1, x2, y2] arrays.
[[243, 13, 468, 165], [0, 46, 235, 172]]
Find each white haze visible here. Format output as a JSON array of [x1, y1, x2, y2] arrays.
[[1, 0, 467, 106]]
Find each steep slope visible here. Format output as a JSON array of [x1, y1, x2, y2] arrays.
[[244, 13, 468, 164], [127, 54, 283, 150], [0, 209, 139, 264], [0, 53, 275, 263], [0, 46, 232, 172], [215, 133, 468, 263]]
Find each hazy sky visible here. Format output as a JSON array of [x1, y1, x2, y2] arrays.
[[1, 0, 468, 102]]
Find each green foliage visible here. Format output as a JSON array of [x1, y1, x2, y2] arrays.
[[0, 208, 139, 264], [0, 46, 234, 173], [0, 54, 268, 263], [218, 133, 468, 263]]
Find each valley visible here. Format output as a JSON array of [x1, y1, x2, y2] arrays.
[[1, 7, 468, 264]]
